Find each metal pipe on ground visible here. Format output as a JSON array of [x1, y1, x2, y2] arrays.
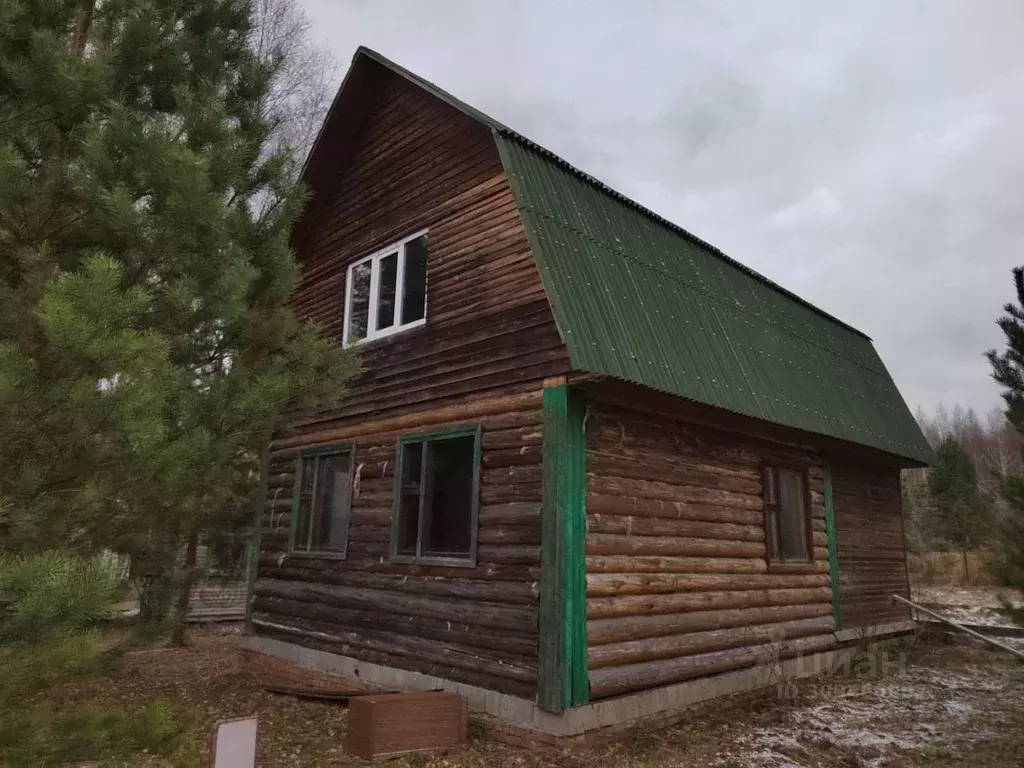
[[891, 594, 1024, 662]]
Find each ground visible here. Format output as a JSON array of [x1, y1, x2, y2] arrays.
[[51, 623, 1024, 767], [910, 584, 1022, 630]]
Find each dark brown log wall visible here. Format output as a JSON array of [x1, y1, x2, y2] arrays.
[[255, 393, 544, 697], [832, 462, 911, 627], [253, 66, 570, 698], [584, 402, 838, 700], [285, 65, 569, 426]]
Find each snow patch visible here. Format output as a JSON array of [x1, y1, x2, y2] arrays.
[[943, 699, 973, 717]]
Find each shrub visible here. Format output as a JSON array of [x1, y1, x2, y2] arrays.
[[0, 552, 185, 766]]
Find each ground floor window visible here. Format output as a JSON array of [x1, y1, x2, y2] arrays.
[[291, 447, 354, 556], [763, 464, 812, 564], [391, 427, 481, 566]]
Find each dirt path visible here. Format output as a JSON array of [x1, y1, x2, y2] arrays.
[[57, 626, 1024, 766]]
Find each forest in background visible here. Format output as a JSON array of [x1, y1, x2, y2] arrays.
[[902, 404, 1016, 581], [905, 361, 1024, 599]]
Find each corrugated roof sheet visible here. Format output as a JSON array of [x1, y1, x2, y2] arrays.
[[330, 48, 933, 465], [495, 134, 932, 464]]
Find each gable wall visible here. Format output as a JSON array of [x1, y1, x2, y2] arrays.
[[288, 66, 569, 424], [252, 67, 571, 700]]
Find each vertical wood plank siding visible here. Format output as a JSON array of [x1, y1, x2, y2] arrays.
[[252, 67, 571, 698], [831, 463, 912, 628], [583, 401, 838, 700]]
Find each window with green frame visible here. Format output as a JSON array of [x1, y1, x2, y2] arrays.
[[391, 427, 481, 566], [291, 446, 354, 555]]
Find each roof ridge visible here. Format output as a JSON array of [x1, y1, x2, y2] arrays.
[[346, 46, 870, 342]]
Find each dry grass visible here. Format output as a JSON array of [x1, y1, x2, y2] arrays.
[[907, 550, 1000, 588], [38, 625, 1024, 767]]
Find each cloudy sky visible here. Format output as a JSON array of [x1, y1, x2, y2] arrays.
[[299, 0, 1024, 418]]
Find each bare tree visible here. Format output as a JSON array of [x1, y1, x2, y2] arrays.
[[934, 403, 951, 440], [984, 406, 1023, 477], [250, 0, 339, 168], [916, 405, 937, 446]]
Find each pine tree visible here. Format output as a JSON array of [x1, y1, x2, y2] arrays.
[[0, 552, 184, 765], [0, 1, 357, 629], [926, 438, 993, 579], [987, 267, 1024, 619]]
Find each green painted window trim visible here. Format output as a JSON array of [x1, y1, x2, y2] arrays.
[[288, 443, 356, 558], [823, 464, 844, 630], [388, 426, 481, 568], [538, 385, 588, 713]]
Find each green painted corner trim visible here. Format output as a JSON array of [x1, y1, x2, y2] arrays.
[[823, 464, 844, 631], [538, 385, 588, 712], [562, 387, 588, 709]]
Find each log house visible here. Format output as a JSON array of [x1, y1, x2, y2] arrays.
[[245, 48, 932, 735]]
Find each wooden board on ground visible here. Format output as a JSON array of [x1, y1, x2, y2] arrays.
[[346, 691, 467, 760], [263, 682, 398, 702]]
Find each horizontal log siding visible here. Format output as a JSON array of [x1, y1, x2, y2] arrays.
[[254, 71, 569, 699], [255, 393, 544, 697], [286, 68, 569, 424], [584, 403, 838, 699], [832, 462, 911, 628]]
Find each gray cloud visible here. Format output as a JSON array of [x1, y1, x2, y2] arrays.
[[299, 0, 1024, 416]]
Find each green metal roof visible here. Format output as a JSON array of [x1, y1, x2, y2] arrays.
[[495, 135, 932, 465], [329, 49, 933, 465]]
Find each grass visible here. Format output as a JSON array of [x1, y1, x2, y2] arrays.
[[908, 549, 1001, 587]]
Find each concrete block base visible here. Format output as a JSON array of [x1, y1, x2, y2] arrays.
[[242, 631, 910, 741]]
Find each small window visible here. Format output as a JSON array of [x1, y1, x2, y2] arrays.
[[344, 231, 428, 345], [291, 448, 353, 555], [391, 428, 480, 566], [763, 465, 811, 563]]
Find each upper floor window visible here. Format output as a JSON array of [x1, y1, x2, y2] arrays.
[[344, 231, 428, 345], [763, 464, 812, 565]]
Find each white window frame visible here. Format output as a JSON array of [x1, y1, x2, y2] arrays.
[[343, 229, 428, 346]]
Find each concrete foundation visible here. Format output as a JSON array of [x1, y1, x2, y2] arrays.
[[244, 622, 917, 740]]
